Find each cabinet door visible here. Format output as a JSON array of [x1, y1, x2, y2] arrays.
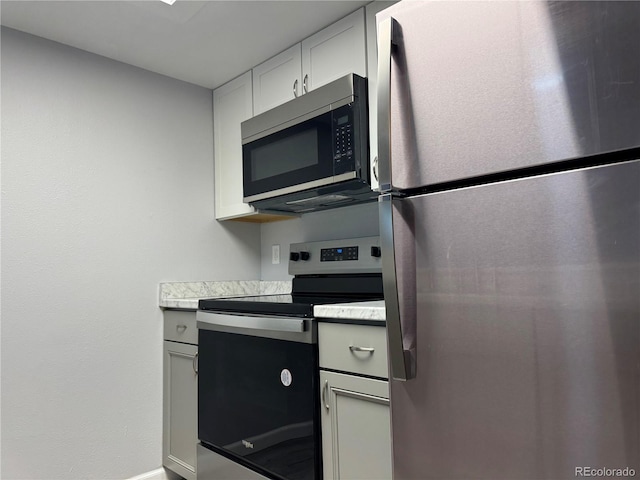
[[213, 71, 256, 220], [320, 370, 392, 480], [163, 341, 198, 480], [301, 8, 366, 93], [365, 1, 398, 191], [253, 44, 302, 115]]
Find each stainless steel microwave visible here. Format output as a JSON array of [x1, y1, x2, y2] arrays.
[[241, 74, 377, 213]]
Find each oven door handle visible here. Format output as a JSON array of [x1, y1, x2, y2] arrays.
[[196, 311, 308, 335], [196, 311, 305, 332]]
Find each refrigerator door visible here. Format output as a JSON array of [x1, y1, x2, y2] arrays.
[[385, 160, 640, 479], [376, 1, 640, 192]]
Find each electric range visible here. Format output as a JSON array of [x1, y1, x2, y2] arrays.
[[195, 236, 382, 480]]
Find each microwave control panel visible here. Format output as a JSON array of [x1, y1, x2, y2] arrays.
[[332, 105, 355, 173]]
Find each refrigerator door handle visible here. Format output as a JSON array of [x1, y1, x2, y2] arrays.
[[379, 193, 415, 381], [379, 16, 416, 381], [377, 16, 399, 193]]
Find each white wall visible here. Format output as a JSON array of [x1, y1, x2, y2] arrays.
[[260, 201, 379, 279], [1, 28, 261, 479]]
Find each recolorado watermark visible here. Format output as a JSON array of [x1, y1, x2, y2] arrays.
[[576, 467, 636, 477]]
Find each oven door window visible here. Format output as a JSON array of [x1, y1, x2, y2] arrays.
[[198, 330, 319, 480], [243, 111, 334, 199]]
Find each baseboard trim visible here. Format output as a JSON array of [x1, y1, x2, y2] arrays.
[[127, 467, 173, 480]]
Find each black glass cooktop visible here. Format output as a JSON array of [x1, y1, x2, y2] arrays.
[[198, 294, 382, 317], [199, 274, 383, 317]]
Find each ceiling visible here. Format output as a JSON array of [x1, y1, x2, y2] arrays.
[[0, 0, 371, 89]]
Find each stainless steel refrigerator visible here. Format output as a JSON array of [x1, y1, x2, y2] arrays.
[[375, 2, 640, 479]]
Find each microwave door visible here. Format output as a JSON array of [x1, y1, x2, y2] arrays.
[[242, 110, 336, 203]]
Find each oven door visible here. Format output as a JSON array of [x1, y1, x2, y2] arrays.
[[196, 312, 320, 480]]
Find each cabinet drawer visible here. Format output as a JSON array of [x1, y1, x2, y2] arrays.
[[164, 310, 198, 345], [318, 323, 388, 378]]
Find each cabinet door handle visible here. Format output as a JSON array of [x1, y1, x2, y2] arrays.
[[303, 74, 309, 94], [293, 79, 299, 98], [322, 379, 329, 410], [176, 324, 187, 332], [193, 352, 199, 375], [373, 156, 379, 181], [349, 345, 375, 354]]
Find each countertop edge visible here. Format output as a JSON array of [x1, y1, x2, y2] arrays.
[[317, 317, 386, 327], [313, 300, 386, 322]]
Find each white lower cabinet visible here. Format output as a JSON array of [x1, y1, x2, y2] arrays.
[[320, 370, 392, 480], [318, 322, 392, 480], [163, 311, 198, 480]]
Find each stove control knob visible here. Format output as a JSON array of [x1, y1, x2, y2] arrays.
[[290, 252, 300, 262], [300, 251, 310, 261], [371, 246, 382, 258]]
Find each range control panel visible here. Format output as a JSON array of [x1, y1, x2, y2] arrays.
[[321, 246, 359, 262], [289, 236, 381, 276]]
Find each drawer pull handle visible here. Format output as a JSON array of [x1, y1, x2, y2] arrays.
[[349, 345, 375, 354], [193, 352, 199, 375], [176, 324, 187, 332]]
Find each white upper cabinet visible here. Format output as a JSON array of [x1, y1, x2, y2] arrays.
[[213, 71, 255, 220], [301, 8, 366, 92], [252, 8, 366, 116], [252, 44, 302, 116], [214, 7, 370, 221]]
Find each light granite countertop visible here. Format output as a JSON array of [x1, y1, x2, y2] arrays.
[[159, 281, 385, 323], [159, 280, 291, 310], [313, 300, 386, 323]]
